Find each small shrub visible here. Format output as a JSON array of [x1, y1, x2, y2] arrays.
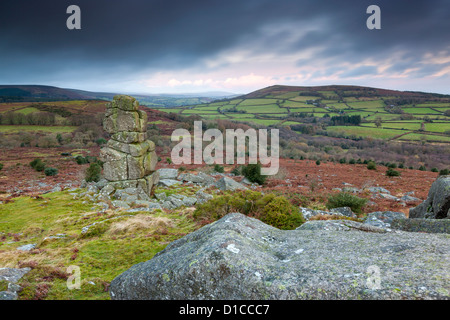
[[30, 158, 45, 172], [349, 159, 356, 164], [419, 165, 426, 171], [315, 160, 321, 165], [339, 158, 346, 164], [0, 163, 3, 171], [430, 168, 438, 173], [231, 166, 242, 176], [85, 156, 97, 164], [242, 163, 266, 185], [44, 167, 58, 176], [363, 159, 369, 164], [75, 156, 88, 165], [439, 169, 449, 176], [95, 138, 107, 145], [166, 157, 172, 164], [214, 164, 224, 173], [386, 168, 401, 177], [326, 192, 367, 214], [193, 190, 304, 230], [85, 163, 102, 182], [178, 166, 186, 172], [387, 163, 397, 169], [398, 163, 405, 169], [367, 161, 377, 170]]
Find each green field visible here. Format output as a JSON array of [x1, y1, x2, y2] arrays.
[[154, 86, 450, 144]]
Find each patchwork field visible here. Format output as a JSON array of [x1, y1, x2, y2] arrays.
[[154, 85, 450, 143]]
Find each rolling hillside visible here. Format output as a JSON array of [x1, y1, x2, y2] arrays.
[[159, 85, 450, 143]]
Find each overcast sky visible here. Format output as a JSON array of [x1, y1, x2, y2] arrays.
[[0, 0, 449, 94]]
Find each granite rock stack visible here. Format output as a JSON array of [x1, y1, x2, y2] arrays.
[[100, 95, 159, 197]]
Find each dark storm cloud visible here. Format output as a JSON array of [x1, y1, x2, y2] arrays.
[[0, 0, 449, 88]]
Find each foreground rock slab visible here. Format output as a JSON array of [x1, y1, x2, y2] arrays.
[[110, 213, 450, 300], [410, 175, 450, 219]]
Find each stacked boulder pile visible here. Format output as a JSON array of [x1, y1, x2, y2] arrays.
[[99, 95, 159, 200]]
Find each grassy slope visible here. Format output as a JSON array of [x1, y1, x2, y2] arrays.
[[0, 188, 200, 300]]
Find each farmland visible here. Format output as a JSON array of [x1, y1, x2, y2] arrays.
[[153, 85, 450, 144]]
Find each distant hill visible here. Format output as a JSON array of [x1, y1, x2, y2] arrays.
[[0, 85, 91, 102], [0, 85, 236, 107], [239, 85, 450, 100]]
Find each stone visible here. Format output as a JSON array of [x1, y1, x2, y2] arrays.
[[100, 147, 128, 181], [329, 207, 354, 218], [16, 244, 36, 251], [110, 213, 450, 300], [0, 267, 31, 283], [299, 207, 331, 221], [111, 132, 146, 144], [363, 211, 406, 227], [215, 177, 248, 191], [195, 189, 213, 204], [378, 193, 400, 201], [159, 179, 181, 187], [391, 218, 450, 234], [178, 172, 216, 186], [157, 168, 179, 180], [101, 95, 158, 198], [111, 200, 131, 209], [400, 195, 421, 203], [367, 187, 390, 194], [409, 176, 450, 219], [342, 187, 360, 193]]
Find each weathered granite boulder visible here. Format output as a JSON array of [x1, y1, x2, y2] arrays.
[[157, 168, 179, 180], [409, 176, 450, 219], [299, 207, 354, 221], [362, 211, 406, 226], [391, 218, 450, 234], [178, 172, 216, 186], [99, 95, 158, 198], [0, 267, 31, 300], [215, 177, 248, 191], [110, 213, 450, 300]]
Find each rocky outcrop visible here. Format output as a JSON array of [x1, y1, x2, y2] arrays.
[[110, 213, 450, 300], [99, 95, 159, 197], [299, 207, 355, 221], [0, 267, 31, 300], [409, 176, 450, 219]]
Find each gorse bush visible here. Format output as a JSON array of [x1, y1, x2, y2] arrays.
[[0, 163, 3, 171], [214, 164, 224, 173], [242, 163, 266, 185], [439, 169, 449, 176], [367, 161, 376, 170], [386, 168, 401, 177], [326, 192, 367, 214], [75, 156, 88, 165], [30, 158, 45, 172], [44, 167, 58, 176], [193, 190, 304, 230], [85, 163, 102, 182]]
